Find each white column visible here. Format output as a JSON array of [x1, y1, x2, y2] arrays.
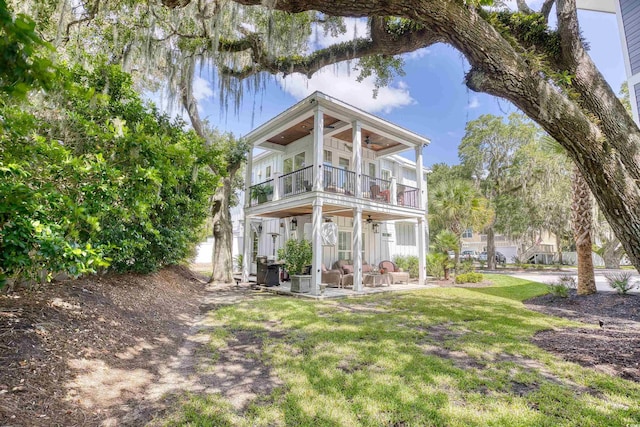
[[245, 147, 253, 208], [418, 217, 427, 285], [352, 206, 363, 292], [272, 172, 281, 201], [242, 215, 251, 282], [313, 107, 324, 191], [415, 145, 425, 209], [352, 121, 362, 198], [311, 199, 324, 295], [390, 177, 397, 205]]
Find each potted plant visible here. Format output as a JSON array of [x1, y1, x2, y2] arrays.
[[251, 184, 273, 204], [278, 238, 313, 293]]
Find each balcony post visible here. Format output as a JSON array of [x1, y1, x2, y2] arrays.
[[352, 206, 363, 292], [415, 145, 425, 209], [311, 199, 323, 296], [244, 146, 254, 208], [242, 215, 251, 282], [313, 107, 324, 192], [418, 217, 427, 285], [352, 121, 362, 198], [272, 173, 281, 201], [390, 177, 397, 205]]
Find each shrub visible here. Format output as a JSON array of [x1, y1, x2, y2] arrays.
[[394, 255, 419, 278], [455, 272, 483, 284], [547, 282, 569, 298], [605, 272, 637, 295], [278, 239, 312, 275], [546, 276, 575, 298], [426, 253, 446, 279], [458, 259, 474, 274]]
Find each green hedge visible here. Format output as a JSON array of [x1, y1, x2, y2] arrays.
[[455, 272, 484, 284], [0, 63, 223, 287]]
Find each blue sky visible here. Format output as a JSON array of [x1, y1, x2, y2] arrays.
[[193, 7, 625, 168]]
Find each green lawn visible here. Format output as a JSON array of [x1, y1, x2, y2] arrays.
[[161, 275, 640, 426]]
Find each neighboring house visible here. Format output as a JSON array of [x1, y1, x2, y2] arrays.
[[577, 0, 640, 124], [461, 229, 557, 264], [238, 91, 430, 294]]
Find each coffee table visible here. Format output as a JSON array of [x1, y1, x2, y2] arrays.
[[363, 273, 390, 287]]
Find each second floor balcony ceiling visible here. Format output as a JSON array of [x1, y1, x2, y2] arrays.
[[244, 91, 430, 158]]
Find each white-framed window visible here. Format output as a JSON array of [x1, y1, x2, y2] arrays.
[[381, 169, 391, 181], [395, 222, 416, 246], [462, 228, 473, 238], [338, 231, 352, 260], [323, 150, 332, 165], [403, 168, 417, 182]]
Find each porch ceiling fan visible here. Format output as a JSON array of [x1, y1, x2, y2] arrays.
[[365, 135, 383, 149], [366, 215, 373, 224]]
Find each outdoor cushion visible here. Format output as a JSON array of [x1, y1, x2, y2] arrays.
[[342, 265, 354, 274]]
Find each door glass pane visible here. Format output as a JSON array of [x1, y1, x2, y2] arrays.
[[338, 157, 350, 188], [283, 158, 293, 194], [323, 150, 332, 165], [294, 152, 306, 169], [381, 169, 391, 181], [369, 163, 376, 178]]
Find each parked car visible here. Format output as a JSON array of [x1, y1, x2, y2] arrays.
[[478, 251, 507, 264], [460, 250, 479, 261]]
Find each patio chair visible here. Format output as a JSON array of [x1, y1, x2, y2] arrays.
[[379, 260, 410, 284], [321, 264, 342, 288], [370, 184, 390, 202]]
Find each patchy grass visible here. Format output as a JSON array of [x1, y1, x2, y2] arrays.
[[161, 275, 640, 426]]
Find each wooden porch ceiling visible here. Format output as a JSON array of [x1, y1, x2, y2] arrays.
[[253, 203, 414, 222], [266, 115, 403, 152]]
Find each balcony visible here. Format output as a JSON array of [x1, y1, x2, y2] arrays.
[[248, 165, 421, 209]]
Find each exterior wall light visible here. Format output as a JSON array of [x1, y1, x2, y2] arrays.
[[291, 217, 298, 231]]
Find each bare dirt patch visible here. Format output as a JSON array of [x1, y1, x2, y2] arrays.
[[0, 266, 278, 426], [525, 291, 640, 382]]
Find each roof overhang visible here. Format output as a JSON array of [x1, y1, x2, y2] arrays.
[[244, 91, 430, 156]]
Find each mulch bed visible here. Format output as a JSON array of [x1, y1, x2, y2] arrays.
[[525, 290, 640, 382], [0, 266, 208, 426]]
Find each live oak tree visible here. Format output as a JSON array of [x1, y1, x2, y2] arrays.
[[24, 0, 640, 275], [174, 0, 640, 274]]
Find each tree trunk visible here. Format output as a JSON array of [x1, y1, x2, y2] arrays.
[[572, 167, 596, 295], [486, 226, 496, 270], [179, 62, 240, 284], [555, 233, 563, 265], [210, 175, 235, 283], [601, 239, 622, 269]]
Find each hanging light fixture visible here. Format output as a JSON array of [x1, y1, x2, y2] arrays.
[[372, 222, 380, 234], [291, 217, 298, 231], [257, 224, 263, 235]]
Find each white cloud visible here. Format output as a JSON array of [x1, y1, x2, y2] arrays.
[[467, 96, 480, 109], [193, 75, 213, 101], [403, 48, 431, 61], [278, 63, 415, 114]]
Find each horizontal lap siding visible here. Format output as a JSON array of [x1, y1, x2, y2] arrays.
[[620, 0, 640, 74]]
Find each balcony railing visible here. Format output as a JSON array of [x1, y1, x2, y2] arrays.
[[248, 166, 423, 209], [249, 179, 274, 207], [397, 184, 419, 208], [323, 165, 356, 195], [362, 174, 391, 203], [278, 165, 314, 199]]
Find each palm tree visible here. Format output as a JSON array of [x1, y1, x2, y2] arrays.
[[541, 136, 596, 295], [429, 179, 493, 267]]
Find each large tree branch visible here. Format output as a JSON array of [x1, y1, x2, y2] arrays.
[[556, 0, 640, 178]]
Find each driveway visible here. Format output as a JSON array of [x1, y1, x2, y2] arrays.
[[505, 269, 640, 293]]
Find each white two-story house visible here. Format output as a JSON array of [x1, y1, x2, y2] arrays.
[[240, 92, 430, 295]]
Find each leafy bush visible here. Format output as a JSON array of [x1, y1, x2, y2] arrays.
[[426, 253, 446, 279], [0, 62, 222, 287], [458, 259, 474, 274], [604, 272, 637, 295], [394, 255, 419, 278], [278, 239, 312, 275], [455, 272, 483, 284], [547, 282, 569, 298]]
